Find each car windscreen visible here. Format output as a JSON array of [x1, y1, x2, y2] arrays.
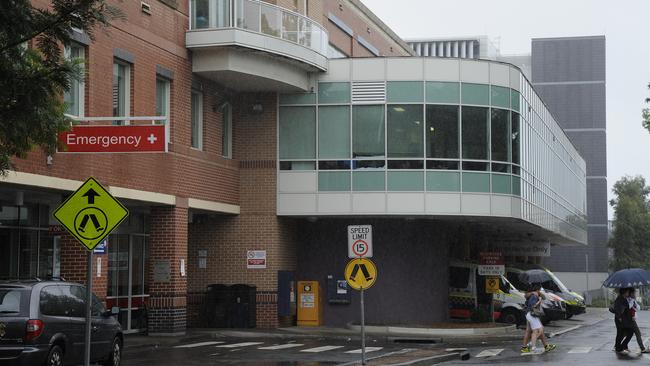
[[0, 288, 30, 317]]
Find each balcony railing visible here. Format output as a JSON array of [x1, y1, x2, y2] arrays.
[[190, 0, 328, 56]]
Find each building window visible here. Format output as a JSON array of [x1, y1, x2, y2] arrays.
[[353, 105, 384, 158], [318, 106, 350, 159], [221, 102, 232, 158], [64, 44, 84, 117], [155, 77, 170, 145], [279, 106, 315, 159], [491, 108, 510, 162], [191, 90, 203, 150], [113, 61, 130, 125], [327, 43, 347, 59], [426, 105, 459, 159], [461, 106, 488, 160], [387, 105, 423, 158], [512, 112, 520, 166]]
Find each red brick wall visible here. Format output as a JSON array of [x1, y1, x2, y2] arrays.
[[59, 234, 108, 301]]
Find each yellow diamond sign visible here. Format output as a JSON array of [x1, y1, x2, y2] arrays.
[[53, 177, 129, 251]]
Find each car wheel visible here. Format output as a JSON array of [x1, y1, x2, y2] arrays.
[[566, 314, 573, 319], [499, 309, 521, 325], [103, 337, 122, 366], [45, 345, 64, 366]]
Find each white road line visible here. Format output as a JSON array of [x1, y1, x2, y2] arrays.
[[258, 343, 304, 350], [549, 325, 581, 338], [476, 349, 504, 358], [345, 347, 383, 354], [216, 342, 264, 348], [568, 347, 592, 354], [300, 345, 345, 353], [174, 341, 225, 348]]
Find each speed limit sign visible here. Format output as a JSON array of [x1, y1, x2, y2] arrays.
[[348, 225, 372, 258]]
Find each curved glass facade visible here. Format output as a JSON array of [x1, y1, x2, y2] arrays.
[[278, 58, 587, 244]]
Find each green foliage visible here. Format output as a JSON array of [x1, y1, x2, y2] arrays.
[[0, 0, 121, 174], [608, 176, 650, 270]]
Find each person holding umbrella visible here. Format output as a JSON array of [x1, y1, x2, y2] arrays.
[[603, 268, 650, 354]]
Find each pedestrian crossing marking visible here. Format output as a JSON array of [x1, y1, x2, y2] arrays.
[[568, 347, 592, 353], [300, 345, 345, 353], [345, 347, 383, 354], [174, 341, 225, 348], [216, 342, 264, 348], [258, 343, 305, 350], [476, 349, 504, 358]]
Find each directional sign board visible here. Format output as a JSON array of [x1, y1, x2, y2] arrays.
[[53, 177, 129, 251], [345, 258, 377, 290], [348, 225, 372, 258]]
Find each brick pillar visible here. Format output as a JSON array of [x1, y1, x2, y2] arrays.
[[59, 233, 108, 301], [148, 205, 188, 335]]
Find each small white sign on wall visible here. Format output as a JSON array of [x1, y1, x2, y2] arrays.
[[247, 250, 267, 269]]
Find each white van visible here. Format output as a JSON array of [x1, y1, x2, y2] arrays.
[[449, 262, 526, 325]]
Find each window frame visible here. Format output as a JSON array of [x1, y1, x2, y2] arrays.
[[190, 90, 204, 150], [155, 76, 171, 146], [113, 60, 131, 125], [221, 102, 232, 158], [64, 43, 85, 118]]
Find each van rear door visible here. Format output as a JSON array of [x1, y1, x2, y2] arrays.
[[0, 287, 30, 359]]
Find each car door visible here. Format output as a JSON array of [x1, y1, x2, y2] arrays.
[[60, 285, 87, 364], [90, 292, 112, 359], [37, 285, 73, 359], [67, 285, 110, 361]]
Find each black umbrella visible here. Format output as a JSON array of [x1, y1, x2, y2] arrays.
[[603, 268, 650, 288], [518, 269, 553, 286]]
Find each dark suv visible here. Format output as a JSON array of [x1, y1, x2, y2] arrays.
[[0, 280, 122, 366]]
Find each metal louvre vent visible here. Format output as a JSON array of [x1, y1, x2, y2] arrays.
[[352, 81, 386, 104]]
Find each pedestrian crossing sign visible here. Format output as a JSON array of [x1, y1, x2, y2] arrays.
[[345, 258, 377, 290], [53, 177, 129, 251]]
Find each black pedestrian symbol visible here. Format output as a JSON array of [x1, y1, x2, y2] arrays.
[[74, 207, 108, 240], [349, 264, 373, 282]]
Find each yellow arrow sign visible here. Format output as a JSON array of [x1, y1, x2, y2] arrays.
[[345, 258, 377, 290], [53, 177, 129, 251]]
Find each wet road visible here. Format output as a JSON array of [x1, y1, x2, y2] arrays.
[[441, 310, 650, 365]]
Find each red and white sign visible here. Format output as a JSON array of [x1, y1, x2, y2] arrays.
[[479, 252, 505, 276], [247, 250, 267, 269], [58, 125, 166, 153], [348, 225, 373, 258]]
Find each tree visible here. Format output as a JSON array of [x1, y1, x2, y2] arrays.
[[608, 176, 650, 270], [641, 84, 650, 131], [0, 0, 121, 174]]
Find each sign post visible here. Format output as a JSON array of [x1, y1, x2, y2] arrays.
[[53, 177, 129, 366], [345, 258, 377, 366], [479, 252, 504, 323]]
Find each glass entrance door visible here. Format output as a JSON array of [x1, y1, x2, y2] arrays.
[[107, 234, 149, 333]]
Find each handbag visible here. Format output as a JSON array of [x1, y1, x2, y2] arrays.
[[531, 305, 545, 318]]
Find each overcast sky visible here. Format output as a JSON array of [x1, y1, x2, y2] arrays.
[[363, 0, 650, 219]]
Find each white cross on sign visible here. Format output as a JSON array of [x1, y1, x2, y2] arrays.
[[348, 225, 372, 258], [147, 133, 157, 144]]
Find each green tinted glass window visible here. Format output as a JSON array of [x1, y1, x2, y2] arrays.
[[512, 176, 521, 196], [353, 171, 385, 191], [461, 106, 489, 160], [387, 81, 424, 103], [318, 82, 350, 104], [426, 105, 459, 158], [387, 105, 423, 158], [491, 86, 510, 109], [279, 106, 315, 159], [511, 90, 521, 112], [280, 93, 316, 105], [462, 172, 490, 193], [388, 171, 424, 191], [319, 171, 350, 191], [461, 83, 489, 105], [511, 112, 520, 165], [353, 105, 385, 158], [491, 174, 511, 194], [319, 106, 350, 159], [426, 171, 460, 191], [491, 108, 510, 162], [426, 82, 460, 104]]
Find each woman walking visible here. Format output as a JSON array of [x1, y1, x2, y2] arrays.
[[628, 291, 649, 353], [614, 288, 635, 354], [521, 285, 556, 353]]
